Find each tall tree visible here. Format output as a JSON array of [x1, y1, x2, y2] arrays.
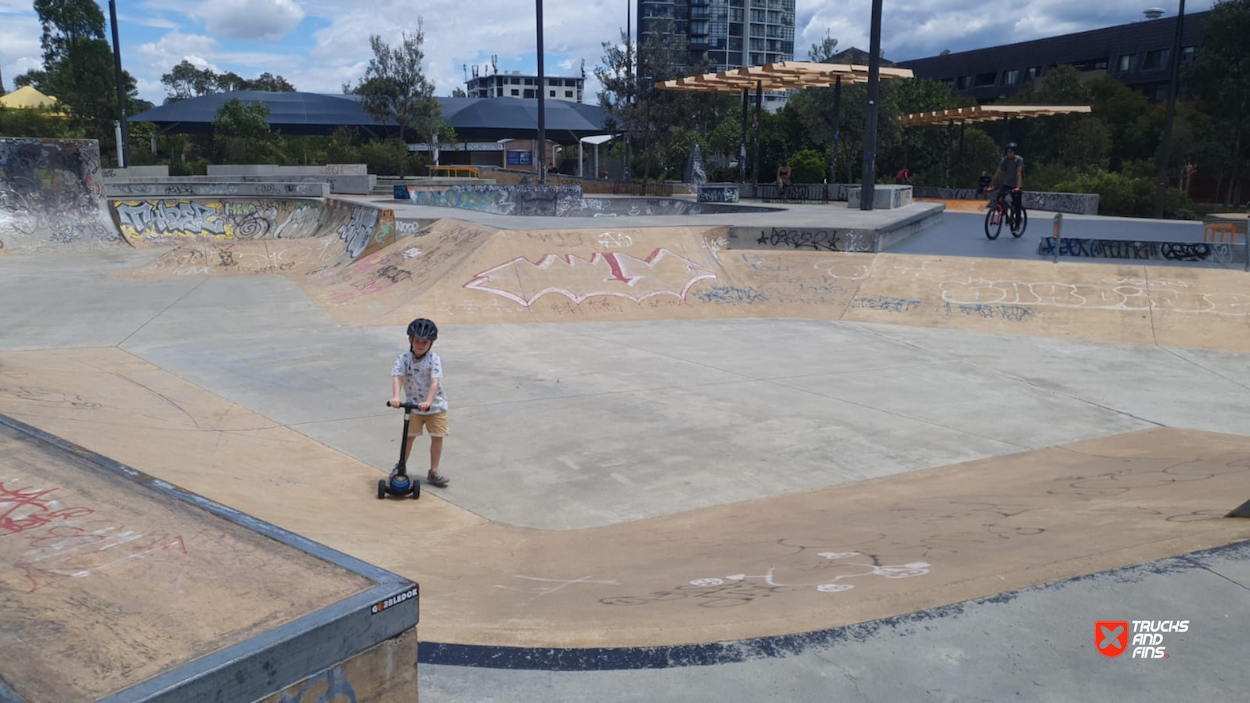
[[597, 18, 727, 181], [346, 19, 447, 175], [213, 98, 282, 163], [808, 30, 839, 63], [162, 61, 297, 102], [16, 0, 140, 162], [1184, 0, 1250, 204]]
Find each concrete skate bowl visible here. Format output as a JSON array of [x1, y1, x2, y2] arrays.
[[395, 183, 783, 217], [108, 196, 399, 279], [118, 218, 1250, 353], [0, 137, 118, 254]]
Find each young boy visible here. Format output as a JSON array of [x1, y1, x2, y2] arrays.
[[388, 318, 450, 487]]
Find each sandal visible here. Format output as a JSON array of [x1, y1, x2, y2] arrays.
[[426, 470, 450, 487]]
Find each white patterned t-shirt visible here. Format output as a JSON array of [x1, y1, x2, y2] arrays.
[[391, 350, 447, 413]]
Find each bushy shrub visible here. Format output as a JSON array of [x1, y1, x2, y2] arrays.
[[788, 148, 827, 183], [1054, 170, 1197, 219]]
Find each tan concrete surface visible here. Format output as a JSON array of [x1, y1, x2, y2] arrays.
[[3, 348, 1248, 650], [0, 412, 375, 703]]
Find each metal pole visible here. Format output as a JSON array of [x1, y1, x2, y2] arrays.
[[860, 0, 883, 210], [624, 0, 631, 180], [958, 121, 966, 181], [1154, 0, 1186, 219], [753, 79, 762, 186], [830, 76, 841, 188], [108, 0, 130, 167], [740, 87, 748, 183], [536, 0, 546, 183]]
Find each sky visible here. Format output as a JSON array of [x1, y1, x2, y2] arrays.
[[0, 0, 1217, 107]]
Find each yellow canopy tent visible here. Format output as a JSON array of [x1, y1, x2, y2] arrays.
[[0, 86, 69, 116]]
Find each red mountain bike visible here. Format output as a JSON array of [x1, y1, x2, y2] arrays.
[[984, 188, 1028, 240]]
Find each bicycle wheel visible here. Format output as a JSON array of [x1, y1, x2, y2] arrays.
[[1011, 206, 1028, 237], [984, 205, 1002, 240]]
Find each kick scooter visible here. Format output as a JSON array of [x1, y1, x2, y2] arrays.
[[377, 401, 421, 500]]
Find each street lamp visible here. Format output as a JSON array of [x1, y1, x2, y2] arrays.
[[860, 0, 883, 210], [108, 0, 130, 168], [536, 0, 546, 183]]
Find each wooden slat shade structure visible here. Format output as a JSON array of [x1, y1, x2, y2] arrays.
[[898, 104, 1092, 127], [654, 60, 914, 92]]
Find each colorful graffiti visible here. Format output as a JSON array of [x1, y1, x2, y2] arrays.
[[0, 138, 118, 252]]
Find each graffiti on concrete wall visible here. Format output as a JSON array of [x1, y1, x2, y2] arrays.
[[336, 206, 380, 259], [731, 226, 874, 253], [114, 200, 301, 243], [697, 186, 739, 203], [914, 187, 1099, 215], [405, 184, 582, 216], [940, 276, 1250, 316], [1038, 237, 1240, 264], [464, 248, 717, 306], [0, 138, 117, 252]]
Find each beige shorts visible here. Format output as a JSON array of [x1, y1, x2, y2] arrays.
[[406, 411, 448, 437]]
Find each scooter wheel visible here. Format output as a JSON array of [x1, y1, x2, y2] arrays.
[[377, 479, 386, 500], [413, 482, 421, 500]]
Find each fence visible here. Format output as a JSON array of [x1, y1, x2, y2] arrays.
[[755, 183, 835, 204]]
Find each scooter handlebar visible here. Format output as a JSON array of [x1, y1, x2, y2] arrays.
[[387, 401, 423, 411]]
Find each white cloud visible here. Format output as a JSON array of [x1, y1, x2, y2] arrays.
[[0, 12, 42, 92], [191, 0, 306, 43]]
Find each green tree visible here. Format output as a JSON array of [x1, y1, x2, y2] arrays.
[[451, 87, 467, 98], [162, 61, 297, 102], [1184, 0, 1250, 205], [596, 18, 733, 181], [346, 19, 447, 176], [212, 98, 283, 163], [807, 30, 839, 63], [16, 0, 142, 162]]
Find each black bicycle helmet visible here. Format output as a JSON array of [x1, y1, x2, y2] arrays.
[[1005, 141, 1018, 153], [406, 318, 438, 341]]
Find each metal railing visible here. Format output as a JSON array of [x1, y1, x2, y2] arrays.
[[757, 183, 834, 204]]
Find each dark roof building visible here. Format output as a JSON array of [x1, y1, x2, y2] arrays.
[[896, 10, 1210, 103], [130, 91, 610, 143]]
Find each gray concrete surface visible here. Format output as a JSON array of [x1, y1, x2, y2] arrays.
[[3, 224, 1247, 702], [890, 211, 1233, 269], [419, 540, 1250, 702], [3, 251, 1247, 534], [368, 195, 945, 234]]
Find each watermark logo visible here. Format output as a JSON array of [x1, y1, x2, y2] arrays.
[[1097, 620, 1187, 658], [1096, 621, 1129, 658]]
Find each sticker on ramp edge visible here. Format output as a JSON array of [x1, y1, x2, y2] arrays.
[[371, 586, 419, 615]]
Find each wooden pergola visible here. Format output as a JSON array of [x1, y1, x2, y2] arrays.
[[654, 61, 915, 185], [897, 105, 1093, 187], [655, 61, 914, 92], [898, 104, 1092, 127]]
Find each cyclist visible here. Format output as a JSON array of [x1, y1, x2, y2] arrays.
[[987, 142, 1024, 226]]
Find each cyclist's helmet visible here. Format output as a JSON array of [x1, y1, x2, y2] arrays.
[[406, 318, 438, 341], [1005, 142, 1018, 153]]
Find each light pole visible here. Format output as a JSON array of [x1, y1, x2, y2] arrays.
[[109, 0, 130, 167], [536, 0, 547, 183], [860, 0, 883, 210], [1154, 0, 1186, 219]]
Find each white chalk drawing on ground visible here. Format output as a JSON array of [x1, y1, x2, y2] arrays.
[[689, 551, 930, 594], [496, 575, 621, 595]]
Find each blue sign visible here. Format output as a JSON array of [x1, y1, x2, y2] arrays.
[[507, 150, 532, 165]]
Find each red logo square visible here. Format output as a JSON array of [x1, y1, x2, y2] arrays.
[[1096, 621, 1129, 658]]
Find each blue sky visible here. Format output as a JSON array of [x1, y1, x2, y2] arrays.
[[0, 1, 1216, 107]]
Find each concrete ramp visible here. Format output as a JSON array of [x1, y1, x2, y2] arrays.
[[0, 138, 119, 254], [114, 218, 1250, 352], [114, 198, 399, 279]]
